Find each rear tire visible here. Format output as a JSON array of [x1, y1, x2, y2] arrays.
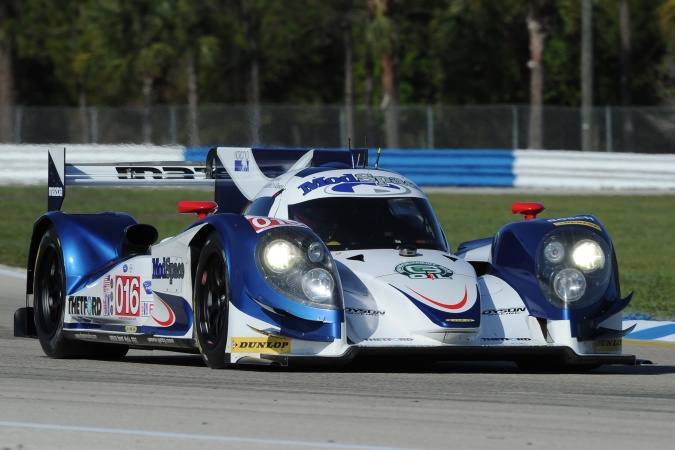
[[194, 232, 230, 369], [34, 226, 86, 358]]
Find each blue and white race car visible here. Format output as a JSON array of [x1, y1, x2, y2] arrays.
[[14, 147, 638, 370]]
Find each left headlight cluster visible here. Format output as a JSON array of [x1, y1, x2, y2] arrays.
[[536, 227, 612, 310], [255, 227, 343, 310]]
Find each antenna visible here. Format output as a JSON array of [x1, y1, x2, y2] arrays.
[[374, 137, 383, 169]]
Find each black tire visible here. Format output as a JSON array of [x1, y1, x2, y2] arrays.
[[34, 226, 86, 358], [194, 232, 230, 369]]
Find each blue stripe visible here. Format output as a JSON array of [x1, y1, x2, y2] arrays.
[[627, 324, 675, 340]]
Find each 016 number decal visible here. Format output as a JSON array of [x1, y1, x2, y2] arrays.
[[115, 276, 141, 316]]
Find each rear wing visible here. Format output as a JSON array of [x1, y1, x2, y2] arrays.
[[48, 146, 368, 213]]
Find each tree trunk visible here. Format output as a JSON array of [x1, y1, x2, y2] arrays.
[[242, 0, 261, 146], [381, 53, 400, 149], [527, 1, 547, 150], [343, 2, 354, 148], [0, 21, 15, 143], [620, 0, 634, 152], [187, 53, 200, 147]]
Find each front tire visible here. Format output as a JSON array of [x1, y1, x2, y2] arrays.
[[194, 232, 230, 369]]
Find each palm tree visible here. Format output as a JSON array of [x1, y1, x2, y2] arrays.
[[0, 1, 16, 143], [367, 0, 400, 149]]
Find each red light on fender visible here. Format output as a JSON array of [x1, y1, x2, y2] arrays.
[[512, 202, 545, 220], [178, 201, 218, 220]]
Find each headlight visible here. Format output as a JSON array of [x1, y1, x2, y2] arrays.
[[536, 227, 611, 310], [571, 240, 605, 272], [255, 227, 342, 310], [553, 268, 586, 301], [543, 240, 565, 263], [302, 268, 334, 303], [264, 240, 299, 272]]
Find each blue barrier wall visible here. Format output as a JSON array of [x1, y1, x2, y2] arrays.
[[367, 149, 515, 187]]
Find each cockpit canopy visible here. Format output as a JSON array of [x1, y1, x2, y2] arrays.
[[288, 197, 447, 252]]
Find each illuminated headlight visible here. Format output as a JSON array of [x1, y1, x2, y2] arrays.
[[536, 227, 611, 310], [302, 268, 334, 303], [264, 240, 299, 272], [572, 240, 605, 272], [255, 227, 343, 310]]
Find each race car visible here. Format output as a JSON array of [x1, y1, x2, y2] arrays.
[[14, 146, 639, 370]]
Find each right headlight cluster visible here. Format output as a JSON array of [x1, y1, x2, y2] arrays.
[[536, 227, 612, 310], [255, 226, 343, 310]]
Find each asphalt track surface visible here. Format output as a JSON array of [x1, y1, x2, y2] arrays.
[[1, 266, 674, 450]]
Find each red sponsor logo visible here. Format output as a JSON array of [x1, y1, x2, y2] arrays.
[[246, 216, 306, 233]]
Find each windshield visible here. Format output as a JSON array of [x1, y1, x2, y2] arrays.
[[288, 197, 447, 252]]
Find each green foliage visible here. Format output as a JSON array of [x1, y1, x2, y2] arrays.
[[1, 186, 672, 318], [5, 0, 674, 108]]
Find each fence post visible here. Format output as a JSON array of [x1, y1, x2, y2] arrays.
[[170, 106, 177, 145], [14, 106, 22, 144], [605, 106, 612, 152], [90, 107, 98, 144], [427, 105, 434, 149], [339, 107, 346, 148], [512, 105, 519, 149]]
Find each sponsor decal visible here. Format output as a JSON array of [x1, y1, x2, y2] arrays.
[[103, 274, 114, 316], [152, 257, 185, 285], [364, 337, 414, 342], [115, 276, 141, 317], [48, 187, 63, 197], [143, 280, 153, 294], [246, 216, 307, 233], [482, 307, 527, 316], [298, 173, 418, 196], [68, 296, 102, 316], [151, 295, 176, 327], [125, 325, 138, 333], [481, 337, 531, 341], [123, 264, 128, 273], [345, 307, 385, 316], [74, 333, 98, 340], [231, 337, 291, 354], [109, 335, 139, 344], [593, 338, 622, 353], [234, 150, 250, 172], [548, 216, 601, 231], [115, 166, 206, 180], [141, 301, 152, 317], [446, 318, 475, 323], [395, 261, 453, 280], [406, 285, 468, 310], [147, 337, 176, 344]]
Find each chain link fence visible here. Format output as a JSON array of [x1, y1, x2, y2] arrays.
[[2, 104, 674, 153]]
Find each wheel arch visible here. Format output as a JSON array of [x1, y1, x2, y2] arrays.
[[26, 212, 139, 298]]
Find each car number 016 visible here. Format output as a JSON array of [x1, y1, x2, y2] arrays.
[[116, 276, 141, 316]]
